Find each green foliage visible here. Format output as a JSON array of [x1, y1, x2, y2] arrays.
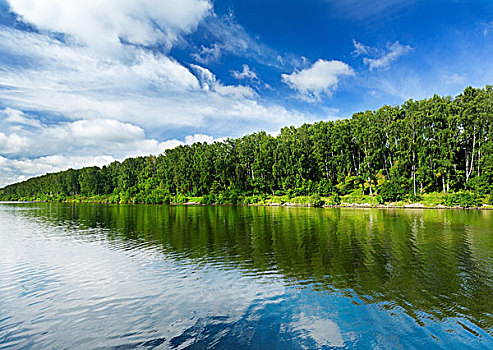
[[488, 193, 493, 205], [378, 181, 406, 203], [173, 193, 188, 204], [407, 193, 422, 202], [119, 191, 131, 204], [1, 85, 493, 207], [376, 195, 385, 205], [442, 192, 482, 208], [109, 193, 119, 204], [329, 193, 341, 206], [308, 193, 325, 207], [200, 193, 217, 204]]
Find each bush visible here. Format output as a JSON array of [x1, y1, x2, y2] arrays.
[[109, 193, 119, 203], [149, 188, 171, 204], [378, 181, 405, 203], [242, 195, 261, 205], [286, 189, 294, 199], [200, 193, 216, 204], [376, 195, 385, 205], [408, 193, 422, 202], [442, 192, 482, 208], [217, 191, 229, 204], [317, 179, 333, 196], [229, 190, 240, 204], [329, 193, 341, 206], [308, 193, 325, 207], [119, 191, 131, 204], [488, 193, 493, 205], [174, 193, 188, 204]]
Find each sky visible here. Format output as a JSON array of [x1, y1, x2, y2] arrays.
[[0, 0, 492, 187]]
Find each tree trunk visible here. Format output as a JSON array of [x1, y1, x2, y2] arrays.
[[412, 168, 416, 196]]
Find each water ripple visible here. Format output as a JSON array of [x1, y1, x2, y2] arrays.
[[0, 203, 492, 349]]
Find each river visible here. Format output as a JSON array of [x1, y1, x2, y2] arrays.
[[0, 203, 492, 349]]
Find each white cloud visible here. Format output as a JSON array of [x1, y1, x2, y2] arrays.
[[1, 108, 307, 186], [0, 27, 309, 134], [67, 119, 145, 144], [352, 39, 371, 56], [190, 64, 256, 98], [282, 59, 355, 102], [354, 40, 413, 71], [0, 132, 28, 154], [0, 2, 325, 187], [0, 114, 187, 159], [1, 108, 42, 128], [192, 43, 222, 64], [231, 65, 257, 80], [7, 0, 212, 56]]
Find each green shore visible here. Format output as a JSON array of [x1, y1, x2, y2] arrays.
[[8, 192, 492, 209]]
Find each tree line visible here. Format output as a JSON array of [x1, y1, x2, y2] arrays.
[[1, 85, 492, 204]]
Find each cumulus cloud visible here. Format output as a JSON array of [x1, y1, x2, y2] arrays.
[[0, 111, 182, 159], [282, 59, 355, 102], [0, 113, 227, 187], [353, 40, 413, 71], [0, 1, 323, 187], [0, 132, 28, 154], [0, 107, 285, 187], [67, 120, 145, 144], [7, 0, 212, 56], [0, 26, 310, 135]]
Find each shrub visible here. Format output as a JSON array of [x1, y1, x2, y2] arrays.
[[329, 193, 341, 206], [229, 190, 240, 204], [317, 179, 333, 196], [408, 193, 422, 202], [378, 181, 405, 203], [200, 193, 216, 204], [308, 193, 325, 207], [376, 195, 385, 205], [286, 189, 294, 199], [217, 191, 229, 204], [488, 193, 493, 205], [119, 191, 131, 204], [109, 193, 119, 203], [442, 192, 482, 208], [174, 193, 188, 204]]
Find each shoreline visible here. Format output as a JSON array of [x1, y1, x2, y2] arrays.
[[2, 200, 492, 210]]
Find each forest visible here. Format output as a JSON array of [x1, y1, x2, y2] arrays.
[[1, 85, 493, 207]]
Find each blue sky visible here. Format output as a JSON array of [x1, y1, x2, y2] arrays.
[[0, 0, 492, 186]]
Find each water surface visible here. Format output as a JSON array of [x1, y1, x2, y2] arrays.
[[0, 203, 492, 349]]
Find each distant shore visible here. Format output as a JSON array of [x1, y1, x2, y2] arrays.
[[2, 194, 492, 210]]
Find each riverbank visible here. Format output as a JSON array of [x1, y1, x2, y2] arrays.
[[4, 192, 493, 209]]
